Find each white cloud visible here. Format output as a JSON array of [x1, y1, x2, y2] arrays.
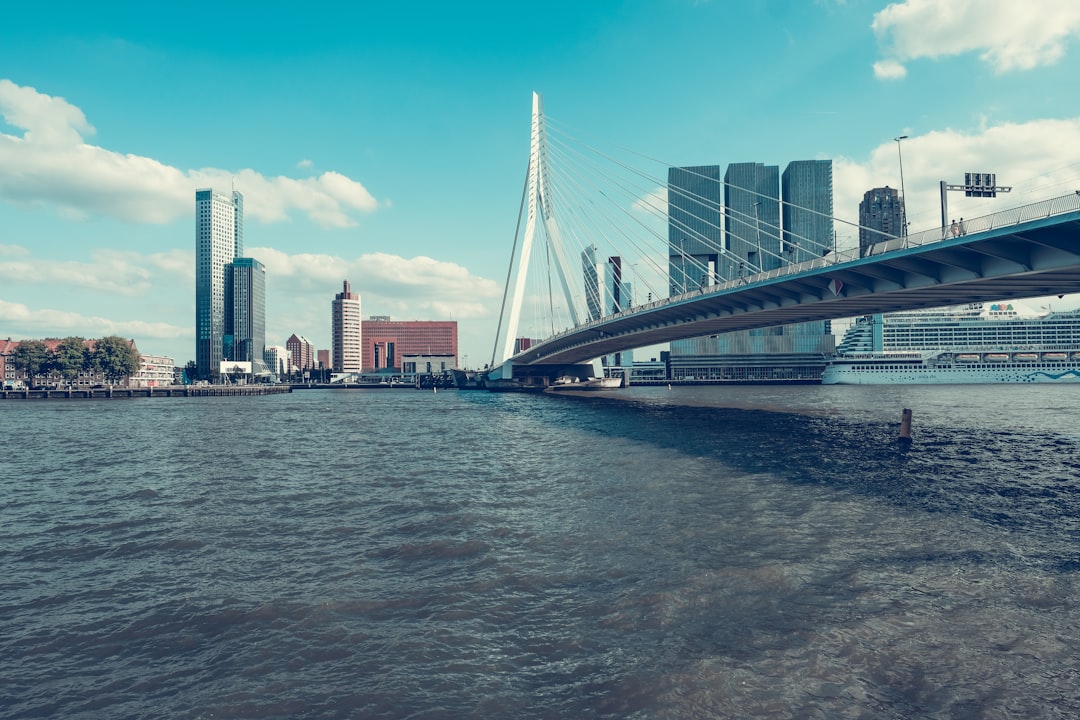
[[0, 79, 379, 228], [832, 116, 1080, 247], [872, 0, 1080, 74], [872, 59, 907, 80], [0, 299, 189, 340], [248, 246, 501, 318], [0, 247, 194, 294], [0, 243, 30, 257]]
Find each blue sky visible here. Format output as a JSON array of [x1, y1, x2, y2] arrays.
[[2, 0, 1080, 367]]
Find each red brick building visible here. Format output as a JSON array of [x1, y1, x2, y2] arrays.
[[361, 317, 457, 371]]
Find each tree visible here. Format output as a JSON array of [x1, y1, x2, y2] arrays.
[[91, 336, 141, 384], [54, 336, 89, 383], [183, 361, 197, 384], [10, 340, 51, 387]]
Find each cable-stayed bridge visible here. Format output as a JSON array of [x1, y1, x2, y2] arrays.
[[485, 93, 1080, 386]]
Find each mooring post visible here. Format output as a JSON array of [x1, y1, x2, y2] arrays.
[[899, 408, 913, 443]]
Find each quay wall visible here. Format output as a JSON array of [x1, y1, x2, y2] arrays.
[[0, 385, 293, 401]]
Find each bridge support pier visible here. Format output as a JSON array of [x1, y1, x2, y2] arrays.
[[485, 359, 600, 391]]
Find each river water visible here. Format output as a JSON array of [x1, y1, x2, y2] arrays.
[[2, 384, 1079, 719]]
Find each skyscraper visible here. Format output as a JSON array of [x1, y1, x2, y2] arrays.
[[225, 257, 267, 374], [668, 165, 722, 294], [858, 186, 904, 257], [725, 162, 781, 275], [195, 188, 244, 380], [332, 280, 362, 373], [582, 245, 603, 322], [781, 160, 834, 262], [667, 160, 835, 382], [605, 255, 632, 367]]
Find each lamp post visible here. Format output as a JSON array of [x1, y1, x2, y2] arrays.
[[894, 135, 909, 236]]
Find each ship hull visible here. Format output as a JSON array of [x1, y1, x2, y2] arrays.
[[823, 362, 1080, 385]]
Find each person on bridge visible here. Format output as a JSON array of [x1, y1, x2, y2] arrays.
[[950, 219, 959, 237], [958, 218, 966, 236]]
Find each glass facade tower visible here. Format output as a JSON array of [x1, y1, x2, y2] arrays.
[[724, 162, 781, 276], [225, 257, 267, 374], [667, 166, 722, 294], [195, 188, 244, 380], [781, 160, 834, 262]]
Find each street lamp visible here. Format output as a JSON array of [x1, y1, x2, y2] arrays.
[[894, 134, 908, 236]]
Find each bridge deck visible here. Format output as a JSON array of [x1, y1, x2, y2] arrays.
[[517, 197, 1080, 366]]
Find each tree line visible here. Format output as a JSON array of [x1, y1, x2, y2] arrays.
[[8, 336, 141, 387]]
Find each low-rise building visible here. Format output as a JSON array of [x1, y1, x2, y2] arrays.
[[130, 354, 175, 387]]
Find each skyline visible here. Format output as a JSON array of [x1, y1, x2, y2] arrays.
[[3, 1, 1080, 367]]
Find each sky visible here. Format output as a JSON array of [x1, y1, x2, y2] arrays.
[[2, 0, 1080, 368]]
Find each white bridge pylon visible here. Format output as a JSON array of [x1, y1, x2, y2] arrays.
[[498, 92, 582, 365]]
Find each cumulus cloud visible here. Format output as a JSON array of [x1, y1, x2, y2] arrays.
[[0, 79, 379, 228], [0, 247, 193, 294], [831, 116, 1080, 248], [872, 0, 1080, 75], [0, 299, 189, 339], [872, 59, 907, 80], [248, 246, 501, 319]]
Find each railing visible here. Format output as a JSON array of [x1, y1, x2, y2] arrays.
[[534, 192, 1080, 351]]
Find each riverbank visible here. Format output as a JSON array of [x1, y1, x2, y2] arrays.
[[0, 385, 293, 400]]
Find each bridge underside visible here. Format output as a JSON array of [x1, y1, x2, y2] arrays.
[[517, 211, 1080, 366]]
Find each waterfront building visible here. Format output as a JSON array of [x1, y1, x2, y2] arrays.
[[725, 162, 780, 277], [582, 245, 603, 322], [0, 338, 16, 389], [331, 281, 362, 373], [667, 165, 722, 294], [402, 354, 455, 375], [286, 334, 316, 374], [225, 257, 268, 375], [362, 317, 457, 372], [582, 247, 633, 366], [195, 188, 244, 380], [264, 345, 290, 379], [317, 349, 330, 370], [858, 186, 904, 257], [0, 337, 141, 387], [781, 160, 834, 262], [130, 354, 175, 388], [667, 159, 835, 383]]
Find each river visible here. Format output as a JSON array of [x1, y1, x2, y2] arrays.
[[2, 384, 1079, 718]]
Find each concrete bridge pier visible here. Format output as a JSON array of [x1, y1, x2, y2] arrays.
[[485, 359, 600, 391]]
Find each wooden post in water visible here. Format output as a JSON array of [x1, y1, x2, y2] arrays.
[[899, 408, 913, 443]]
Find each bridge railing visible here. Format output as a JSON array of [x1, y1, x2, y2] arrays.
[[534, 192, 1080, 349]]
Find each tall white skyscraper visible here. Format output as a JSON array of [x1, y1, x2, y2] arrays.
[[332, 280, 362, 373], [195, 188, 244, 380]]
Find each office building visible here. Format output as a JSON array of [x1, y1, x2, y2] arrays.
[[782, 160, 834, 262], [580, 246, 633, 367], [225, 257, 267, 374], [331, 281, 362, 373], [667, 160, 834, 382], [668, 165, 723, 294], [195, 188, 244, 380], [859, 186, 904, 257], [725, 162, 781, 276], [362, 317, 457, 371]]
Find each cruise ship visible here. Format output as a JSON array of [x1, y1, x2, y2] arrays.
[[822, 302, 1080, 384]]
